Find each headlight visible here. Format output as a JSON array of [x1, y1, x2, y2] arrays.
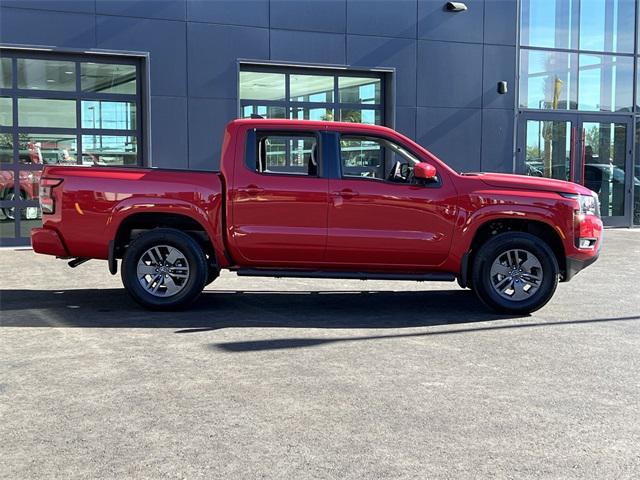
[[561, 193, 600, 217]]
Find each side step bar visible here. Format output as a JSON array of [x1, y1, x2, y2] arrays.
[[235, 269, 455, 282]]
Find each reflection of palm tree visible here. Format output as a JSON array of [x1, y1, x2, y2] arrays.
[[342, 111, 361, 123]]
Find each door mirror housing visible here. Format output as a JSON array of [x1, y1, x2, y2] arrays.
[[414, 162, 437, 181]]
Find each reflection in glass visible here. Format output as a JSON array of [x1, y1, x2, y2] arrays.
[[0, 193, 15, 239], [520, 0, 575, 49], [290, 75, 334, 102], [0, 97, 12, 126], [20, 205, 42, 237], [242, 105, 286, 119], [340, 109, 381, 125], [341, 138, 383, 179], [579, 0, 634, 53], [81, 100, 136, 130], [0, 133, 12, 163], [578, 55, 633, 112], [18, 98, 76, 128], [582, 122, 627, 217], [81, 63, 136, 94], [260, 135, 317, 175], [17, 171, 41, 201], [82, 135, 137, 166], [239, 72, 285, 101], [17, 59, 76, 91], [519, 50, 577, 109], [339, 77, 381, 104], [18, 134, 77, 165], [290, 107, 334, 121], [1, 57, 11, 88], [524, 120, 571, 181]]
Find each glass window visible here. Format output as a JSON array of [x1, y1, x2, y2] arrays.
[[340, 136, 420, 183], [18, 134, 77, 165], [290, 75, 334, 102], [578, 54, 633, 112], [339, 77, 381, 104], [82, 135, 137, 166], [81, 100, 136, 130], [1, 57, 11, 88], [256, 134, 318, 176], [290, 106, 334, 121], [81, 63, 136, 94], [17, 59, 76, 91], [241, 105, 286, 119], [523, 120, 572, 181], [20, 205, 42, 237], [0, 97, 12, 126], [579, 0, 635, 53], [17, 170, 41, 201], [18, 98, 76, 128], [0, 133, 12, 163], [519, 50, 577, 110], [239, 71, 285, 101], [340, 109, 381, 125], [520, 0, 576, 49], [634, 119, 640, 225]]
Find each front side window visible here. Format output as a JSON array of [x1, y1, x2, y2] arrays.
[[340, 136, 421, 184], [255, 134, 319, 176]]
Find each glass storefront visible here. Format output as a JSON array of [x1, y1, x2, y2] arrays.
[[518, 0, 638, 227], [0, 49, 142, 245], [239, 66, 383, 125]]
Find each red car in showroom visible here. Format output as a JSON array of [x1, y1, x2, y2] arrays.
[[32, 119, 602, 314]]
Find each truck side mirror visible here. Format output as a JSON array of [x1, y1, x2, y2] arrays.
[[414, 162, 437, 181]]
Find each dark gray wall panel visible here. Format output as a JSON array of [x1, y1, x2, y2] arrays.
[[0, 7, 95, 47], [484, 0, 517, 46], [417, 0, 484, 44], [417, 40, 483, 108], [1, 0, 94, 13], [188, 97, 236, 170], [481, 108, 514, 173], [96, 15, 186, 97], [347, 35, 416, 107], [150, 96, 188, 169], [187, 0, 268, 28], [396, 106, 416, 140], [482, 44, 515, 109], [270, 30, 346, 65], [416, 107, 481, 172], [96, 0, 186, 21], [346, 0, 417, 38], [271, 0, 345, 33], [188, 23, 269, 99]]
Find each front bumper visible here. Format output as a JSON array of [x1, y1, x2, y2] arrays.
[[564, 242, 601, 282]]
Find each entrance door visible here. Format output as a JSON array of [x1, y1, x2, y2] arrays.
[[518, 112, 633, 226]]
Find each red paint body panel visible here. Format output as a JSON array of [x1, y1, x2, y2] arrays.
[[32, 119, 602, 279]]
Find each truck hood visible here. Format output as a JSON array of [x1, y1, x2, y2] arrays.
[[463, 172, 594, 196]]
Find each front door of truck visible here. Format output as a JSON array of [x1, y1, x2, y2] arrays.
[[229, 129, 329, 266], [325, 133, 457, 269]]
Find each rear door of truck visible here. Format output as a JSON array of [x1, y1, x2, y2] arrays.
[[229, 127, 329, 266]]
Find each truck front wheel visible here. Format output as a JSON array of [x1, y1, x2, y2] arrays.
[[471, 232, 559, 314], [121, 228, 207, 310]]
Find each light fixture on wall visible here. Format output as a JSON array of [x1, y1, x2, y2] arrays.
[[446, 2, 468, 12], [497, 81, 508, 94]]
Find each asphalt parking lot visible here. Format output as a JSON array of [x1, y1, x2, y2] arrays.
[[1, 230, 640, 479]]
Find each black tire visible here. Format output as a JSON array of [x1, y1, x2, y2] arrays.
[[205, 258, 220, 286], [121, 228, 207, 310], [471, 232, 559, 314]]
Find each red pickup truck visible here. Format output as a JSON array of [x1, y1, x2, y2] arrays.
[[32, 119, 602, 314]]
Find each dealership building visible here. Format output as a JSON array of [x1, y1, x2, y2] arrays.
[[1, 0, 639, 246]]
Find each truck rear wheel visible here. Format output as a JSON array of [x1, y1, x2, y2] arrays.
[[471, 232, 559, 314], [121, 228, 207, 310]]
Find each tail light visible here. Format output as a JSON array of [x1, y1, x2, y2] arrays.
[[39, 177, 63, 214]]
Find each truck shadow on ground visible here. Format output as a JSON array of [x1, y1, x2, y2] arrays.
[[2, 289, 638, 352]]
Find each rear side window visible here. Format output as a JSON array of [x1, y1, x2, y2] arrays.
[[255, 133, 319, 176]]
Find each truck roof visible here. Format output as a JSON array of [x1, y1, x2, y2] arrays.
[[229, 118, 396, 134]]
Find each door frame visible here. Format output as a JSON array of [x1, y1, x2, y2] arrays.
[[517, 110, 634, 227]]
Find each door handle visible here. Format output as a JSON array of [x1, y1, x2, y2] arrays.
[[239, 185, 264, 195], [332, 189, 359, 199]]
